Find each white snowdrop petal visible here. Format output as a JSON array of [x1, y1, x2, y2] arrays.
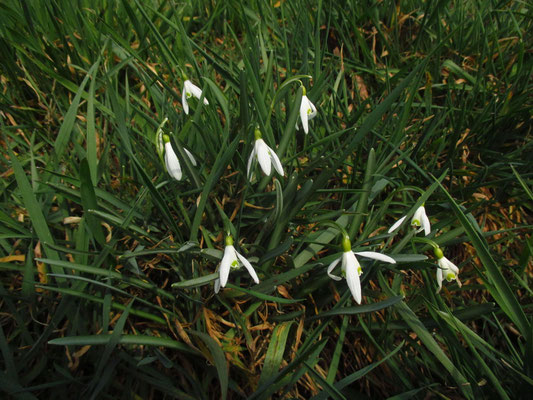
[[388, 215, 407, 233], [355, 251, 396, 264], [300, 97, 310, 134], [422, 212, 431, 236], [268, 146, 284, 176], [327, 257, 342, 281], [444, 257, 459, 274], [308, 97, 317, 119], [219, 246, 235, 288], [164, 142, 182, 181], [436, 268, 443, 292], [343, 252, 362, 304], [236, 252, 259, 284], [247, 148, 256, 180], [182, 84, 190, 115], [256, 140, 272, 176], [184, 148, 197, 166], [187, 81, 203, 100]]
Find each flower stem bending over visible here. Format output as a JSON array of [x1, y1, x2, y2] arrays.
[[327, 236, 396, 304]]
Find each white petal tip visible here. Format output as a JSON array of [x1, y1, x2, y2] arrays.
[[355, 251, 396, 264], [388, 216, 407, 233]]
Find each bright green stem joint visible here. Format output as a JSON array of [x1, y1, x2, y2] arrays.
[[163, 134, 170, 143], [341, 236, 352, 252], [434, 247, 444, 259], [225, 235, 234, 246], [254, 129, 262, 140]]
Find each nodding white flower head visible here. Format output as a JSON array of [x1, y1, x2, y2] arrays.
[[298, 86, 317, 134], [434, 247, 461, 292], [388, 204, 431, 236], [163, 134, 197, 181], [327, 236, 396, 304], [247, 129, 284, 180], [214, 235, 259, 293], [182, 79, 209, 115]]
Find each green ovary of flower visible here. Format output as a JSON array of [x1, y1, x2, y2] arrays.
[[341, 236, 351, 253], [433, 247, 444, 259]]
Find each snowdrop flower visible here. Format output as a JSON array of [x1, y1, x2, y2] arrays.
[[388, 204, 431, 236], [327, 236, 396, 304], [214, 235, 259, 293], [182, 79, 209, 115], [298, 86, 317, 134], [163, 134, 197, 181], [434, 247, 461, 292], [247, 129, 284, 179]]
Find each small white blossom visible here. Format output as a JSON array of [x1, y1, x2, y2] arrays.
[[182, 79, 209, 115], [215, 236, 259, 293], [388, 205, 431, 236], [163, 135, 197, 181], [327, 236, 396, 304], [247, 129, 284, 179], [298, 93, 317, 134], [434, 247, 461, 292]]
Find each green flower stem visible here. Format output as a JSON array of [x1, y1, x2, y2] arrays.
[[348, 148, 375, 240], [411, 237, 440, 250]]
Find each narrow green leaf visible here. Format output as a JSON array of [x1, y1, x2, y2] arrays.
[[48, 334, 198, 355], [189, 331, 228, 400], [258, 322, 294, 386], [309, 295, 404, 319]]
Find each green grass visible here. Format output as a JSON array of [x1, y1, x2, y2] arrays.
[[1, 0, 532, 398]]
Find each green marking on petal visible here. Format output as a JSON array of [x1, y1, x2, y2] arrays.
[[357, 266, 362, 275], [412, 219, 420, 227], [186, 92, 192, 98], [307, 108, 312, 115], [446, 272, 455, 281], [231, 260, 239, 269]]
